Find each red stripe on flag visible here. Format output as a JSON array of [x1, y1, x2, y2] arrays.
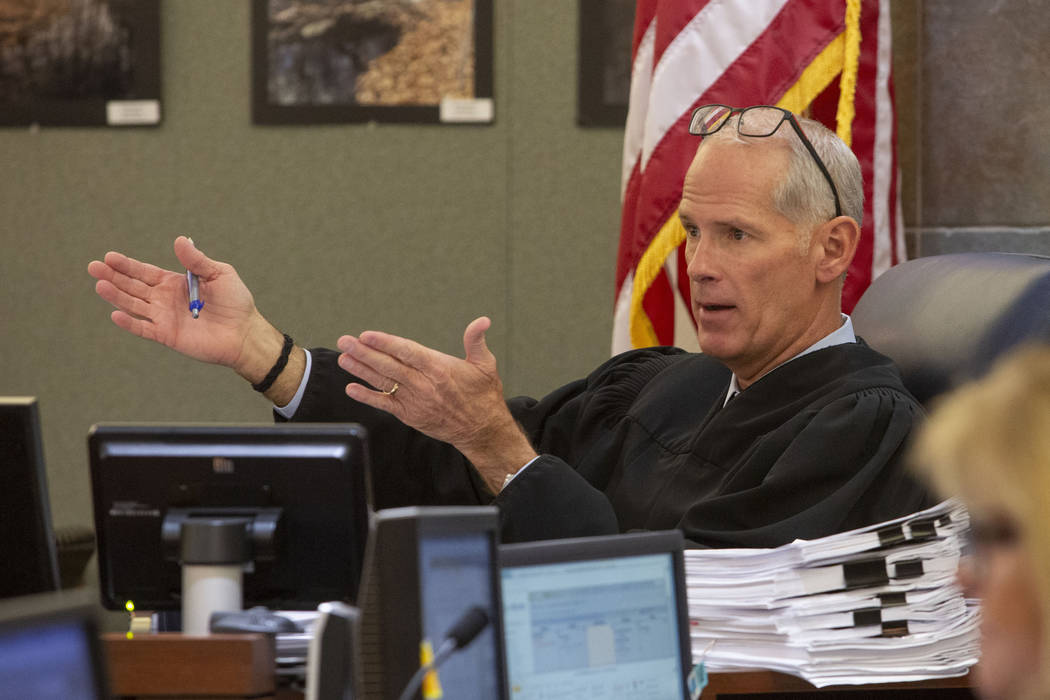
[[807, 69, 839, 125], [631, 0, 659, 59]]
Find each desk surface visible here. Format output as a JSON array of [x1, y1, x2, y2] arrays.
[[102, 633, 974, 699]]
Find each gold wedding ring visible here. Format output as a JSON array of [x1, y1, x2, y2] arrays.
[[383, 382, 400, 397]]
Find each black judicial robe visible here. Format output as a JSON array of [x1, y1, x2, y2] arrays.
[[281, 341, 932, 546]]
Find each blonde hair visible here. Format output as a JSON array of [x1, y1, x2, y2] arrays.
[[912, 344, 1050, 696]]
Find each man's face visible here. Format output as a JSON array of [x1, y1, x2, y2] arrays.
[[678, 139, 827, 383]]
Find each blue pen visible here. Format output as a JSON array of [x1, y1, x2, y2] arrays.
[[186, 270, 203, 318], [186, 238, 203, 319]]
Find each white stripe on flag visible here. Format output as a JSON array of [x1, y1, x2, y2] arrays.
[[640, 0, 790, 171], [622, 18, 656, 200], [894, 171, 906, 264], [872, 0, 894, 278], [611, 270, 635, 355], [886, 0, 908, 266]]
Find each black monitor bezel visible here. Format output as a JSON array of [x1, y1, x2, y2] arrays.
[[359, 506, 508, 700], [88, 422, 372, 612], [498, 530, 692, 698], [0, 590, 111, 699], [0, 397, 61, 598]]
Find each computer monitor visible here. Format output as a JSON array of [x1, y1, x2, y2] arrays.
[[0, 590, 110, 700], [0, 397, 61, 599], [498, 530, 691, 700], [88, 423, 371, 613], [357, 506, 507, 700]]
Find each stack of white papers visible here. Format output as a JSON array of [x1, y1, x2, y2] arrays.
[[685, 500, 979, 687]]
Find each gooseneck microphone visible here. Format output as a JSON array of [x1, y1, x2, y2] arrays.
[[442, 605, 489, 649], [396, 606, 490, 700]]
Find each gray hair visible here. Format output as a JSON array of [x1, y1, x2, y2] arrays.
[[697, 111, 864, 248]]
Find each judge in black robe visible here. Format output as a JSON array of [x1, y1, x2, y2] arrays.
[[89, 107, 932, 548], [284, 339, 930, 546]]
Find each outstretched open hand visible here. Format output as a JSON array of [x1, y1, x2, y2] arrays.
[[336, 317, 537, 491], [88, 236, 267, 371]]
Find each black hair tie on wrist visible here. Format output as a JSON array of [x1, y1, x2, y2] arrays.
[[252, 333, 294, 393]]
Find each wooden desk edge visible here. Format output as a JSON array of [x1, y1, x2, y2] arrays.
[[705, 669, 974, 695], [102, 632, 276, 696], [100, 634, 973, 698]]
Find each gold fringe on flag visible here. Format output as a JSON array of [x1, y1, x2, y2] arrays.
[[629, 214, 687, 348], [777, 33, 845, 115], [835, 0, 862, 146]]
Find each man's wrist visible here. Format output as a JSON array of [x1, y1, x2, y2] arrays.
[[232, 318, 288, 383], [231, 320, 307, 407], [461, 419, 537, 494], [251, 333, 294, 393], [261, 345, 307, 407]]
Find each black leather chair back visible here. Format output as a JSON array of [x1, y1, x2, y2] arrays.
[[852, 252, 1050, 407]]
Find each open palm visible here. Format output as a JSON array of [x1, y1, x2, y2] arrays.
[[88, 237, 262, 369]]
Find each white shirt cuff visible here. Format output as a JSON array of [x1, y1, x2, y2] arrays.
[[273, 348, 312, 419], [500, 454, 542, 491]]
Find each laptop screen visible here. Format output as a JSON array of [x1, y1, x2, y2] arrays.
[[0, 593, 109, 700], [499, 531, 689, 700]]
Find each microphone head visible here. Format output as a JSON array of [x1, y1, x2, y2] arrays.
[[445, 606, 489, 649]]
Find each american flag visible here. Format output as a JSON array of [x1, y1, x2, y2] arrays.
[[612, 0, 905, 353]]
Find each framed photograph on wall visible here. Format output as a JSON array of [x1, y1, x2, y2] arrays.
[[0, 0, 161, 127], [577, 0, 634, 127], [252, 0, 494, 125]]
